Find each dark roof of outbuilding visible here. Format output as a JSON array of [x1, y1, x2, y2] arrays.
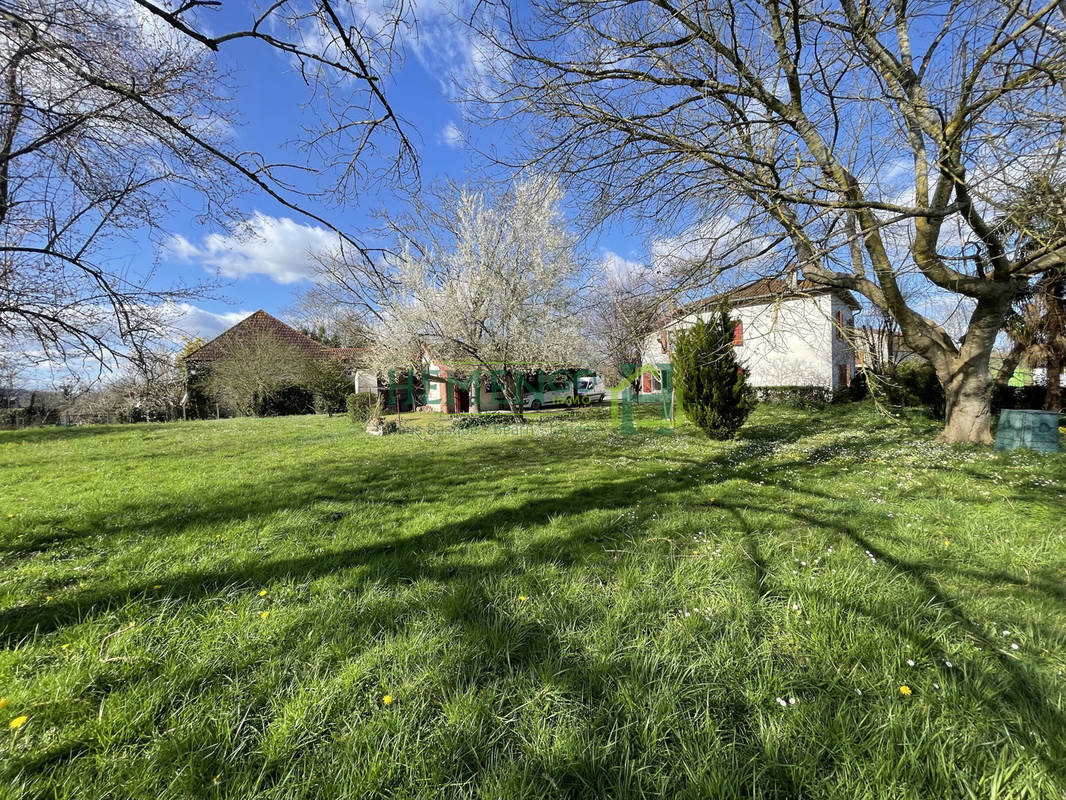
[[184, 310, 365, 363]]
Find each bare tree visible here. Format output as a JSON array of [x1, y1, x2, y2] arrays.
[[475, 0, 1066, 442], [0, 0, 416, 366], [287, 291, 373, 348], [67, 347, 185, 423], [588, 269, 663, 386], [853, 306, 909, 378], [204, 331, 307, 417], [348, 176, 587, 422], [0, 346, 22, 408]]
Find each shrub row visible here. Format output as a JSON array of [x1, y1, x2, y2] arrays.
[[450, 413, 503, 430], [754, 386, 835, 407], [992, 384, 1049, 412]]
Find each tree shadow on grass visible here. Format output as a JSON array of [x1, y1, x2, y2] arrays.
[[3, 415, 1066, 796], [735, 477, 1066, 786]]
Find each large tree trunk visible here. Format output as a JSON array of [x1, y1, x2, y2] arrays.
[[932, 295, 1010, 444], [996, 343, 1025, 385], [1046, 350, 1063, 412], [471, 374, 482, 414], [1043, 273, 1064, 412], [940, 364, 994, 444]]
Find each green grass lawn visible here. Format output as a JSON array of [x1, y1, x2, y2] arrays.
[[1, 403, 1065, 799]]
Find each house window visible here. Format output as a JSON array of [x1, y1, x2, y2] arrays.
[[659, 330, 668, 353], [733, 320, 743, 346], [835, 310, 847, 340], [838, 363, 850, 387]]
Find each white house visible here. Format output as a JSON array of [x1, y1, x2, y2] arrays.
[[641, 277, 861, 393]]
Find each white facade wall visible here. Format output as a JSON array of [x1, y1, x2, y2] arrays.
[[642, 293, 856, 391], [829, 294, 857, 391], [352, 370, 379, 394]]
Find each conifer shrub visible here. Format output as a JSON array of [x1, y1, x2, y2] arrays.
[[672, 306, 755, 438]]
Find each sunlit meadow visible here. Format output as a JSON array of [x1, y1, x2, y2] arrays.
[[1, 403, 1065, 799]]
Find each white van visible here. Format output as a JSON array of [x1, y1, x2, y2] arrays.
[[523, 375, 605, 409]]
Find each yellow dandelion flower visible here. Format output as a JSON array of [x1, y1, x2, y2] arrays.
[[260, 611, 270, 619], [61, 643, 70, 650], [943, 539, 950, 547], [9, 715, 28, 730], [6, 514, 12, 518], [899, 685, 912, 696], [518, 595, 528, 602], [0, 698, 7, 710], [382, 694, 393, 705], [258, 590, 268, 597], [153, 585, 162, 590], [45, 596, 53, 603]]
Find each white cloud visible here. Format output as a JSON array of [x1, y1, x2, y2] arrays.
[[409, 0, 507, 98], [162, 302, 252, 341], [601, 250, 643, 282], [440, 121, 463, 148], [167, 212, 339, 284]]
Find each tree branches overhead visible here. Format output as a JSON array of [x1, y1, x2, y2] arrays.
[[0, 0, 416, 362], [472, 0, 1066, 441]]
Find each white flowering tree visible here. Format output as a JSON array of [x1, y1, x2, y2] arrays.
[[365, 176, 587, 421]]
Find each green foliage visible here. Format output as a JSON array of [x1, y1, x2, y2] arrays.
[[671, 306, 755, 438], [300, 357, 350, 416], [754, 385, 834, 407], [175, 337, 207, 373], [299, 325, 343, 348], [1, 405, 1065, 797], [992, 383, 1048, 412], [346, 391, 382, 423], [450, 413, 501, 430], [887, 360, 945, 417], [847, 371, 869, 401]]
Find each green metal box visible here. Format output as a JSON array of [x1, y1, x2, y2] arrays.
[[994, 409, 1061, 453]]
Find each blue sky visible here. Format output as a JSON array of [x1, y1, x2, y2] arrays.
[[149, 1, 643, 344]]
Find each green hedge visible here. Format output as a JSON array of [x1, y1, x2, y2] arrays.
[[886, 361, 945, 416], [992, 384, 1048, 412], [450, 413, 502, 430], [754, 386, 834, 407]]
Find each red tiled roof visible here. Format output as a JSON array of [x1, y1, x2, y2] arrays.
[[662, 277, 860, 325], [185, 310, 363, 363], [329, 347, 368, 360]]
